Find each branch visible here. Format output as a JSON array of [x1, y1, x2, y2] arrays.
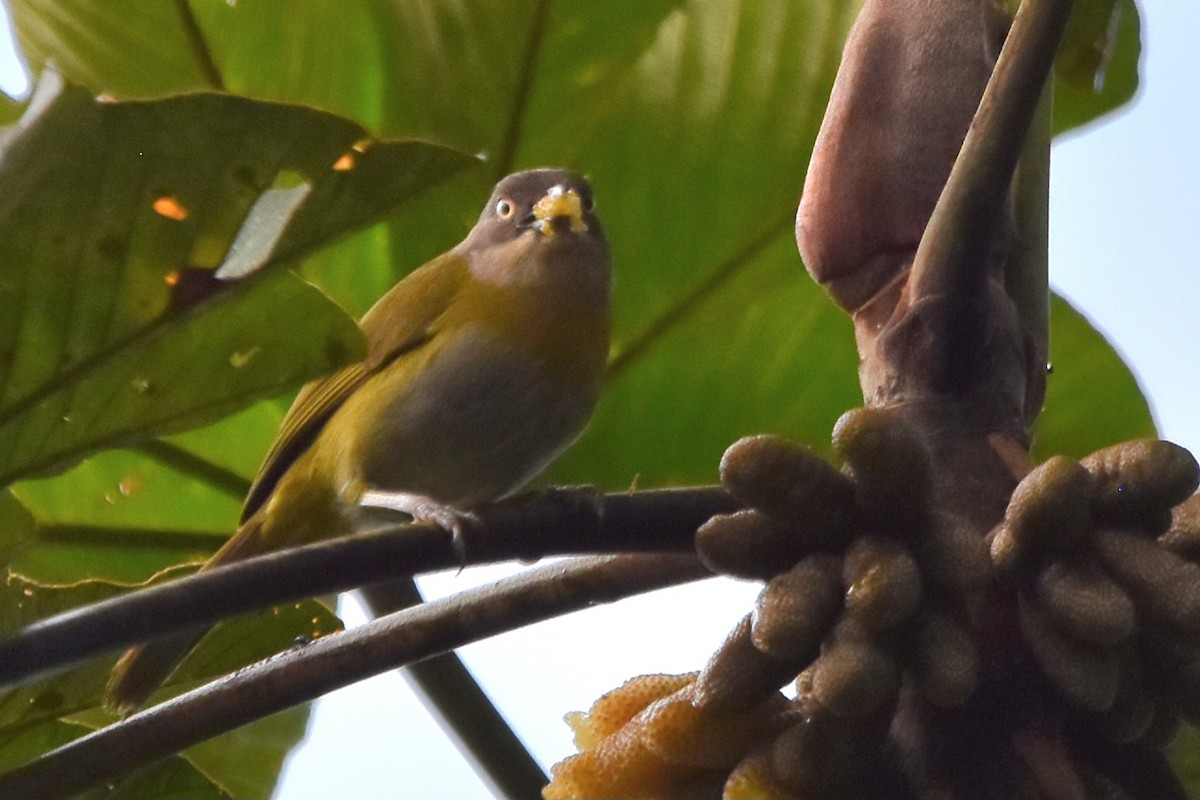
[[0, 554, 710, 800], [909, 0, 1074, 306], [360, 580, 550, 799], [1008, 78, 1053, 424], [0, 486, 734, 689]]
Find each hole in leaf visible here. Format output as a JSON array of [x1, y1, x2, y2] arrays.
[[152, 195, 189, 221], [167, 267, 224, 313]]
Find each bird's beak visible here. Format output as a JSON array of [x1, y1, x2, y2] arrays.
[[531, 187, 587, 237]]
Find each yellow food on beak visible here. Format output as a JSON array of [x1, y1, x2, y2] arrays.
[[532, 188, 588, 236]]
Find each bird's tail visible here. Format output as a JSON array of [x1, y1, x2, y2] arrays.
[[104, 628, 207, 717], [105, 512, 269, 715]]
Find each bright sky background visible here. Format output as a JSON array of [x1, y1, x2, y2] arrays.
[[0, 3, 1195, 799]]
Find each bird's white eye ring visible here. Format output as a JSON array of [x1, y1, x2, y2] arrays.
[[495, 199, 515, 219]]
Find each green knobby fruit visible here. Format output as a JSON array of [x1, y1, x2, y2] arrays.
[[1035, 560, 1135, 646], [720, 435, 857, 544], [770, 713, 870, 797], [1095, 658, 1155, 745], [832, 408, 933, 525], [751, 555, 843, 661], [809, 622, 899, 718], [1095, 528, 1200, 634], [912, 609, 979, 708], [1018, 594, 1118, 713], [992, 455, 1094, 570], [1158, 493, 1200, 560], [842, 536, 922, 631], [696, 509, 803, 580], [916, 512, 992, 591], [639, 684, 788, 771], [694, 614, 808, 714], [1082, 439, 1200, 528]]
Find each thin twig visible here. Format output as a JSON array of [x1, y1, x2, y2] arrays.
[[0, 554, 710, 800], [1009, 79, 1052, 383], [0, 487, 734, 689]]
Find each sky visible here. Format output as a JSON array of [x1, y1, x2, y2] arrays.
[[0, 3, 1196, 799]]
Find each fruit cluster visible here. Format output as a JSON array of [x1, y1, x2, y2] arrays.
[[543, 408, 1200, 798], [993, 439, 1200, 743]]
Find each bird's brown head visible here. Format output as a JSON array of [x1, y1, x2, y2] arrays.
[[459, 169, 610, 295]]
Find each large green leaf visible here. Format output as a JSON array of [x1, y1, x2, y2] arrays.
[[514, 0, 866, 483], [0, 570, 336, 799], [6, 399, 281, 585], [1033, 295, 1156, 458], [1053, 0, 1142, 135], [2, 4, 1149, 484], [0, 35, 473, 796], [550, 235, 861, 488], [0, 0, 1157, 796], [191, 1, 392, 127], [10, 448, 238, 584], [0, 76, 475, 486], [10, 0, 210, 95], [1170, 725, 1200, 799]]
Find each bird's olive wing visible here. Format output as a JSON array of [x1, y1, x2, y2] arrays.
[[239, 361, 371, 522], [239, 252, 467, 522]]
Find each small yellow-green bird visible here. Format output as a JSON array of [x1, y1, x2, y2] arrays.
[[107, 168, 612, 713]]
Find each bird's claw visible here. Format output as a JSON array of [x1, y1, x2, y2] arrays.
[[359, 489, 478, 568]]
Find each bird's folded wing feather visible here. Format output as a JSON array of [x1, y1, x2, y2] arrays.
[[239, 253, 467, 521]]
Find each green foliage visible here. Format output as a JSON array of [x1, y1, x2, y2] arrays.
[[0, 77, 474, 487], [0, 0, 1151, 796], [1035, 296, 1155, 460], [0, 569, 337, 799], [1053, 0, 1142, 135]]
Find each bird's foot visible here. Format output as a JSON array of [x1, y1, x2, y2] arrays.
[[358, 490, 478, 565]]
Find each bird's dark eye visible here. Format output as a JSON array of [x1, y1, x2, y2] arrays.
[[581, 194, 595, 213], [495, 199, 515, 219]]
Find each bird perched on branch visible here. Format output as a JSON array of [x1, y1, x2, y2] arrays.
[[107, 168, 613, 713]]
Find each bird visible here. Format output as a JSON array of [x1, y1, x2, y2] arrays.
[[106, 168, 613, 713]]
